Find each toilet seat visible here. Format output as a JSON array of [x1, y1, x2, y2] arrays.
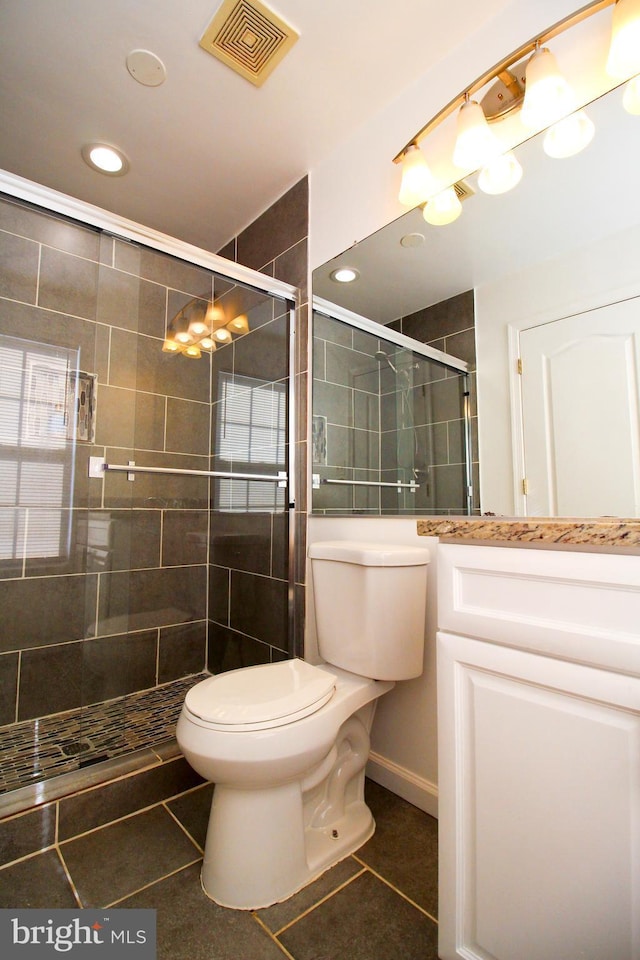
[[184, 659, 336, 732]]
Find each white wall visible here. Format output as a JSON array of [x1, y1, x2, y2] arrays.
[[476, 221, 640, 516], [307, 516, 439, 817]]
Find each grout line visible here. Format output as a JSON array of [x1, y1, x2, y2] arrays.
[[351, 855, 438, 925], [104, 857, 202, 910], [270, 865, 367, 937], [56, 845, 83, 908], [103, 857, 203, 909], [251, 913, 296, 960], [161, 801, 205, 855]]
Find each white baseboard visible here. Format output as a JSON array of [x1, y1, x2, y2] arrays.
[[366, 751, 439, 819]]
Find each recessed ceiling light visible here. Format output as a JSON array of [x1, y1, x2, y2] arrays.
[[81, 143, 129, 176], [330, 267, 360, 283]]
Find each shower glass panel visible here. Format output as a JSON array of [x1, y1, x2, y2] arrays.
[[312, 310, 473, 516], [0, 193, 295, 802]]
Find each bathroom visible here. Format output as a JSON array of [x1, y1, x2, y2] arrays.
[[1, 1, 640, 959]]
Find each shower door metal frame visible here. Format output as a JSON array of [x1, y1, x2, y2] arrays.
[[0, 169, 300, 657]]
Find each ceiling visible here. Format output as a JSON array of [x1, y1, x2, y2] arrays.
[[0, 0, 508, 255]]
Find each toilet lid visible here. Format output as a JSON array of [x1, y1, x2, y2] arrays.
[[184, 659, 336, 729]]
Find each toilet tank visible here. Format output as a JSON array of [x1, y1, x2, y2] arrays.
[[308, 540, 430, 680]]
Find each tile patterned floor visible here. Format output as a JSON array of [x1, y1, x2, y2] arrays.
[[0, 779, 440, 959], [0, 675, 207, 795]]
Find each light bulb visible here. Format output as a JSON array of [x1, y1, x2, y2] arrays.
[[453, 98, 500, 171], [521, 47, 576, 131], [174, 330, 193, 344], [398, 144, 436, 207], [422, 187, 462, 226], [81, 143, 129, 175], [543, 110, 595, 158], [607, 0, 640, 80], [330, 267, 359, 283], [213, 327, 233, 344], [477, 151, 523, 195], [183, 344, 202, 359], [199, 337, 216, 352], [162, 338, 181, 353], [623, 74, 640, 113]]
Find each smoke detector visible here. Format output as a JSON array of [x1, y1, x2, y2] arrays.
[[199, 0, 299, 87]]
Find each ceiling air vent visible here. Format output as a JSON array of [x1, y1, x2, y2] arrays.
[[453, 179, 475, 202], [199, 0, 299, 87]]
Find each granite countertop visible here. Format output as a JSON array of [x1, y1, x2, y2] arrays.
[[416, 517, 640, 551]]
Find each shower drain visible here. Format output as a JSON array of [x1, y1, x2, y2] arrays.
[[60, 739, 92, 757]]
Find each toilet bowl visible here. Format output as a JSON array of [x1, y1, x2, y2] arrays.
[[176, 540, 430, 910], [177, 658, 393, 909]]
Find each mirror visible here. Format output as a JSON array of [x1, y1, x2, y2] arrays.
[[313, 83, 640, 517]]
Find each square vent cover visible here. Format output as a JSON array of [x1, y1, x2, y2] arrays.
[[199, 0, 299, 87]]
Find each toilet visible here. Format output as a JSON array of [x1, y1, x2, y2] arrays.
[[176, 540, 430, 909]]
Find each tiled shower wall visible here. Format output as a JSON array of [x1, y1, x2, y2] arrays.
[[312, 289, 479, 516], [386, 289, 480, 514], [216, 176, 309, 664], [0, 178, 309, 731]]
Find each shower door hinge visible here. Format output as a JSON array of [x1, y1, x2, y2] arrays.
[[522, 478, 528, 495], [517, 357, 523, 375]]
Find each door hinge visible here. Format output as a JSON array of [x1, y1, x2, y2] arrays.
[[522, 478, 528, 495], [517, 357, 523, 375]]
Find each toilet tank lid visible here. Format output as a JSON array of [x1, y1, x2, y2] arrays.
[[308, 540, 430, 566]]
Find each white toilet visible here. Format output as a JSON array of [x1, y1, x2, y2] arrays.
[[176, 540, 430, 909]]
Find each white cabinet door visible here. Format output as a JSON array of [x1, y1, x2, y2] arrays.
[[437, 630, 640, 960]]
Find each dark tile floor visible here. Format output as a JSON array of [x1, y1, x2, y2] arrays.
[[0, 778, 439, 959]]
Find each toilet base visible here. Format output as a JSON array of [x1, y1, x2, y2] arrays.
[[200, 777, 375, 910]]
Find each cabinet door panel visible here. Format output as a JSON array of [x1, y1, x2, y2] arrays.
[[438, 631, 640, 960]]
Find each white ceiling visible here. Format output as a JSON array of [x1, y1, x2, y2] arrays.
[[0, 0, 507, 254]]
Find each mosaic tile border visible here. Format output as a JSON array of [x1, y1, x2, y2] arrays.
[[0, 674, 207, 797]]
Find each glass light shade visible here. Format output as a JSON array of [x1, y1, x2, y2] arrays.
[[543, 110, 595, 158], [520, 47, 576, 130], [162, 338, 181, 353], [477, 151, 523, 195], [174, 330, 193, 344], [398, 144, 436, 207], [188, 319, 209, 337], [422, 187, 462, 226], [607, 0, 640, 80], [183, 344, 201, 358], [213, 327, 233, 343], [199, 337, 216, 352], [228, 314, 249, 334], [452, 99, 500, 171], [623, 74, 640, 113], [205, 303, 227, 330]]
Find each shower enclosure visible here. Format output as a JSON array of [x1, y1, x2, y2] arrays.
[[0, 183, 297, 806], [312, 300, 476, 515]]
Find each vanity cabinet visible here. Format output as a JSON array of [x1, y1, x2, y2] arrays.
[[436, 543, 640, 960]]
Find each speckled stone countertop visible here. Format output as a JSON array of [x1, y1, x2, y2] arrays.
[[416, 517, 640, 551]]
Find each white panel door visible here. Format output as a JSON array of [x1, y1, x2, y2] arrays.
[[437, 630, 640, 960], [519, 297, 640, 516]]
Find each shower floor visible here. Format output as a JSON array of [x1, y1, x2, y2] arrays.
[[0, 673, 207, 798]]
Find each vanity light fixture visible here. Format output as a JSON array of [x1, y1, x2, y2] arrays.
[[393, 0, 632, 223], [330, 267, 360, 283], [162, 298, 251, 358], [81, 143, 129, 176]]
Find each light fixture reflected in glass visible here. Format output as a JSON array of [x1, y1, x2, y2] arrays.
[[453, 97, 500, 171], [81, 142, 129, 175], [623, 74, 640, 113], [543, 109, 595, 158], [227, 314, 250, 334], [199, 337, 217, 352], [607, 0, 640, 80], [162, 338, 181, 353], [398, 143, 436, 207], [183, 344, 202, 359], [521, 47, 577, 131], [422, 187, 462, 226], [213, 327, 233, 344], [477, 151, 523, 194], [330, 267, 360, 283], [163, 297, 250, 357]]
